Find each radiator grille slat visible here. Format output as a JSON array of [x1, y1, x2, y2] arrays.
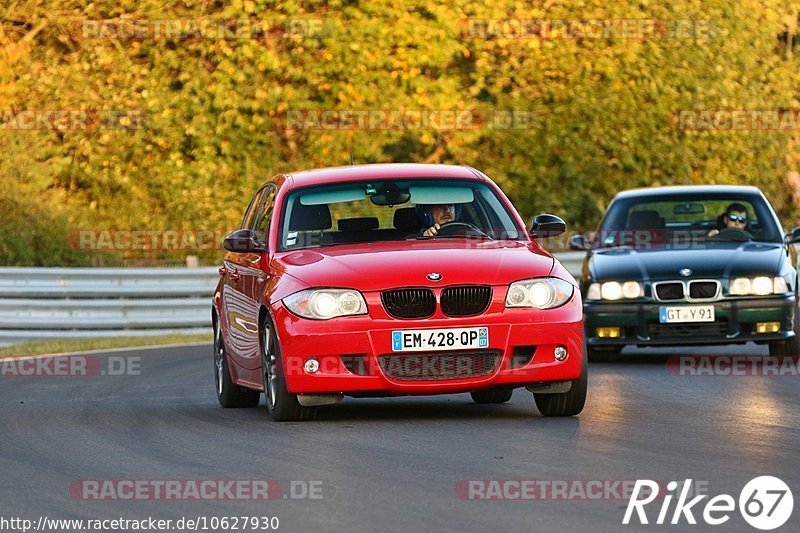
[[688, 281, 719, 299], [441, 286, 492, 316], [655, 282, 684, 300], [381, 288, 435, 319]]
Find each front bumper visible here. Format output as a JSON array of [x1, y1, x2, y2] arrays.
[[270, 291, 583, 396], [584, 294, 795, 347]]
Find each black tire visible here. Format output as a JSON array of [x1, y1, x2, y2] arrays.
[[587, 345, 622, 363], [470, 387, 513, 404], [261, 315, 316, 422], [214, 318, 260, 408], [534, 345, 588, 417], [769, 300, 800, 356]]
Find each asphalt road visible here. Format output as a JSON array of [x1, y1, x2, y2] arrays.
[[1, 343, 798, 532]]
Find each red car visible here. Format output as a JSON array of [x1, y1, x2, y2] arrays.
[[212, 164, 586, 421]]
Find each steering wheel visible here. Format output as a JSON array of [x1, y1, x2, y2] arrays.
[[434, 222, 488, 238], [714, 227, 753, 241]]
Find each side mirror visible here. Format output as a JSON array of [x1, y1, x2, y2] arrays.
[[568, 234, 587, 250], [530, 214, 566, 239], [223, 229, 267, 254], [786, 227, 800, 244]]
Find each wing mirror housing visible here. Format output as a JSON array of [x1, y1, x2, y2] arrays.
[[786, 227, 800, 244], [530, 214, 567, 239], [223, 229, 267, 253]]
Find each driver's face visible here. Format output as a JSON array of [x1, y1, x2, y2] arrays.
[[724, 210, 747, 228], [431, 204, 455, 225]]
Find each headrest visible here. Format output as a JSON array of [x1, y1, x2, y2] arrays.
[[627, 210, 664, 229], [394, 208, 419, 231], [338, 217, 379, 232], [289, 203, 332, 231]]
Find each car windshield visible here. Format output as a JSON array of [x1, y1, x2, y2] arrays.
[[595, 193, 783, 247], [279, 179, 523, 251]]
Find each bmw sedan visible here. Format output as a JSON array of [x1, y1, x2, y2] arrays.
[[571, 185, 800, 360], [212, 163, 586, 420]]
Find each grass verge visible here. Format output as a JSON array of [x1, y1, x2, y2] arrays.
[[0, 334, 212, 358]]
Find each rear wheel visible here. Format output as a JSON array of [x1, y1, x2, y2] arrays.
[[261, 315, 316, 422], [470, 387, 513, 404], [534, 345, 588, 417], [214, 318, 260, 408]]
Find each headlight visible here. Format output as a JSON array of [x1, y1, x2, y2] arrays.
[[587, 281, 644, 301], [505, 278, 574, 309], [729, 277, 788, 296], [283, 288, 368, 319]]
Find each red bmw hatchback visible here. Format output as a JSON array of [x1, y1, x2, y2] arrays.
[[213, 164, 586, 421]]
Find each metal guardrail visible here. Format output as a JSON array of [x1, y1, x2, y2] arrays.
[[0, 267, 218, 343], [0, 252, 585, 343]]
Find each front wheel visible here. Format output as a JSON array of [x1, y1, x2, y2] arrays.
[[261, 315, 316, 422], [534, 346, 587, 417], [769, 300, 800, 356], [214, 319, 260, 408]]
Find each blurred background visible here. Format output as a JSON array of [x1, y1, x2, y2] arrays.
[[1, 0, 799, 266]]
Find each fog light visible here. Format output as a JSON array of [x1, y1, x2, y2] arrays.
[[755, 322, 781, 334], [554, 346, 568, 361], [596, 327, 621, 338], [304, 358, 320, 373]]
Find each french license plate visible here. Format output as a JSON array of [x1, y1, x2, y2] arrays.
[[659, 306, 715, 323], [391, 327, 489, 352]]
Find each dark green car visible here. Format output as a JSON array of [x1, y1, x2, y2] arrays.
[[570, 185, 800, 359]]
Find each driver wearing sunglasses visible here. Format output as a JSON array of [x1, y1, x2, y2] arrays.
[[707, 203, 750, 237]]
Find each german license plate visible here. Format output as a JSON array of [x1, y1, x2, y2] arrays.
[[659, 306, 715, 323], [391, 327, 489, 352]]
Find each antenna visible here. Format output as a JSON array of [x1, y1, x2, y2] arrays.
[[349, 150, 355, 165]]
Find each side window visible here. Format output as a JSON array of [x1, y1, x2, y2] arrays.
[[241, 188, 266, 230], [251, 185, 277, 244]]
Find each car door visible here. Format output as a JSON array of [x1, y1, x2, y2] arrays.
[[222, 183, 277, 370]]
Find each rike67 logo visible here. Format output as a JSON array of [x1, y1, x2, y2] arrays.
[[624, 477, 793, 530]]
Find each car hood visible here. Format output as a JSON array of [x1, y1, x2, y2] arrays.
[[275, 240, 555, 291], [589, 242, 786, 281]]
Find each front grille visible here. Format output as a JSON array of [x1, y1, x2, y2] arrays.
[[647, 319, 729, 338], [378, 350, 501, 381], [655, 282, 684, 300], [381, 288, 436, 319], [441, 286, 492, 316], [689, 281, 719, 299]]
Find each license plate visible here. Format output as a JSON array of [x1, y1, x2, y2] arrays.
[[391, 327, 489, 352], [659, 306, 715, 323]]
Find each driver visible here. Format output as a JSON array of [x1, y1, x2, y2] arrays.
[[707, 203, 750, 237], [420, 204, 457, 237]]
